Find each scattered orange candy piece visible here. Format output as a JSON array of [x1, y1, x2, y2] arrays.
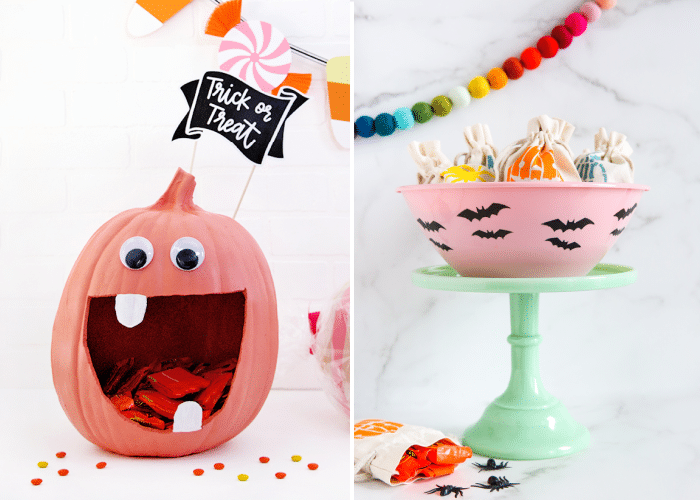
[[58, 469, 69, 476], [308, 463, 319, 470], [31, 478, 42, 486], [96, 462, 107, 469], [56, 452, 66, 458], [259, 456, 270, 463], [193, 469, 204, 476], [214, 463, 225, 470], [275, 472, 286, 479]]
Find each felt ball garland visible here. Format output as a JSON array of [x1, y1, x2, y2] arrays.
[[431, 96, 452, 117], [412, 102, 434, 124], [520, 47, 542, 70], [355, 0, 614, 139], [537, 36, 559, 58], [502, 58, 524, 80], [551, 25, 573, 49], [375, 113, 397, 136]]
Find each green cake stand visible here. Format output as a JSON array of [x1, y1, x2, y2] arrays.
[[412, 263, 637, 460]]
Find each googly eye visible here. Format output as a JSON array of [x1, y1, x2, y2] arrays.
[[170, 237, 205, 271], [119, 237, 154, 270]]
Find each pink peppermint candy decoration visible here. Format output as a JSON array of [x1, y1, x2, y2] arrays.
[[218, 20, 292, 94]]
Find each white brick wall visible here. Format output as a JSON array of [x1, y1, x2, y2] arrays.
[[0, 0, 351, 390]]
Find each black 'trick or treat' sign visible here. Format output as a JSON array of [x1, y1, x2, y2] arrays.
[[173, 71, 307, 164]]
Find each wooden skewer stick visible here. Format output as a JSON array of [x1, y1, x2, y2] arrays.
[[232, 163, 257, 219]]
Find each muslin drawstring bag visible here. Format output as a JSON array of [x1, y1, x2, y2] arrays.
[[496, 115, 580, 182], [408, 141, 452, 184], [575, 128, 634, 183], [442, 124, 497, 183], [354, 419, 472, 485]]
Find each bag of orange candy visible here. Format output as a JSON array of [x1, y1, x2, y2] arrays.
[[354, 419, 472, 485], [496, 114, 579, 182]]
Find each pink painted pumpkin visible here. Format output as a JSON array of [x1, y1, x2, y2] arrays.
[[51, 168, 278, 457]]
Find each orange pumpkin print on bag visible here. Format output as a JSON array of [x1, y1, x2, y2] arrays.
[[506, 146, 563, 181], [354, 419, 403, 439]]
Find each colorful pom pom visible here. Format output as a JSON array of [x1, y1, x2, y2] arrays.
[[467, 76, 490, 99], [502, 58, 524, 80], [520, 47, 542, 70], [551, 25, 573, 48], [580, 2, 602, 22], [565, 12, 587, 36], [447, 86, 471, 107], [355, 116, 375, 138], [411, 102, 434, 124], [374, 113, 396, 136], [537, 36, 559, 58], [595, 0, 616, 9], [394, 107, 415, 130], [431, 96, 452, 117], [486, 68, 508, 90]]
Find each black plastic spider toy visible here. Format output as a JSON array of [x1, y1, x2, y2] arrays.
[[472, 476, 519, 492], [424, 484, 469, 497], [473, 458, 510, 472]]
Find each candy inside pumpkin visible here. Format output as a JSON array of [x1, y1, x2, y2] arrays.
[[52, 168, 278, 456]]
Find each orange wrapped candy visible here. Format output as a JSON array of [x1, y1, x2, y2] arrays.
[[147, 367, 210, 399], [135, 390, 180, 419], [195, 372, 231, 411], [354, 419, 472, 485], [392, 439, 472, 483], [121, 409, 165, 430], [109, 393, 135, 411]]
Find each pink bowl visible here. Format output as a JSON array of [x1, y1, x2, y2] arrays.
[[398, 182, 649, 278]]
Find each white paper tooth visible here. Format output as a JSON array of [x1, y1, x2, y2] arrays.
[[173, 401, 203, 433], [115, 294, 147, 328]]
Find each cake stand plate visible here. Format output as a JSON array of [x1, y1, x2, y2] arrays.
[[412, 263, 636, 460]]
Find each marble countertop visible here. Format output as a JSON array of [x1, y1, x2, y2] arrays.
[[354, 0, 700, 497]]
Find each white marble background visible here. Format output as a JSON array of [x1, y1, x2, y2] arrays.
[[354, 0, 700, 497]]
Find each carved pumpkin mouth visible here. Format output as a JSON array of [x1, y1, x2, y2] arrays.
[[85, 292, 245, 432]]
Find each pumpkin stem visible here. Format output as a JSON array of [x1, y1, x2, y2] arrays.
[[152, 168, 196, 211]]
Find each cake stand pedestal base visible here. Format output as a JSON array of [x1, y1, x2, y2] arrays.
[[412, 264, 636, 460]]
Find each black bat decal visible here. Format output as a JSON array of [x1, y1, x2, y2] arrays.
[[611, 227, 625, 236], [417, 218, 445, 232], [458, 203, 510, 222], [542, 218, 594, 232], [546, 237, 581, 250], [614, 203, 637, 220], [472, 229, 512, 239], [429, 238, 452, 251]]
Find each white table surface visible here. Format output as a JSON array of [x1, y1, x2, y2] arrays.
[[3, 389, 351, 499]]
